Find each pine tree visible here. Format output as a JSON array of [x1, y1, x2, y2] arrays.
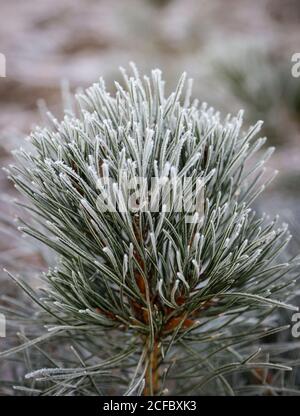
[[1, 64, 299, 396]]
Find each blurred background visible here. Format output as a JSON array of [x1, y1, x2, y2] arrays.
[[0, 0, 299, 393]]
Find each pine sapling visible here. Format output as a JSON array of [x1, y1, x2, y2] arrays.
[[1, 65, 299, 396]]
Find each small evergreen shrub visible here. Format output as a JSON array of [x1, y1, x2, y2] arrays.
[[1, 65, 299, 395]]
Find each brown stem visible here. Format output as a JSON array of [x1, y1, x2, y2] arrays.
[[143, 338, 160, 396]]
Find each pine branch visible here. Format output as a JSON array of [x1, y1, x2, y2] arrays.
[[1, 63, 299, 396]]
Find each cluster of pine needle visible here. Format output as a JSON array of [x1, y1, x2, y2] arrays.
[[1, 64, 299, 396]]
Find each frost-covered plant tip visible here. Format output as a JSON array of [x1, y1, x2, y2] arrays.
[[2, 65, 299, 396]]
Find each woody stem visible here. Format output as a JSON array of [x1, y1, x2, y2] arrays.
[[143, 338, 160, 396]]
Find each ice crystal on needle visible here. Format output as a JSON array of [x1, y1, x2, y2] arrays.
[[1, 64, 299, 396]]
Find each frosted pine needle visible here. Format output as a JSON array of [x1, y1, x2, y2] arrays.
[[1, 64, 300, 396]]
